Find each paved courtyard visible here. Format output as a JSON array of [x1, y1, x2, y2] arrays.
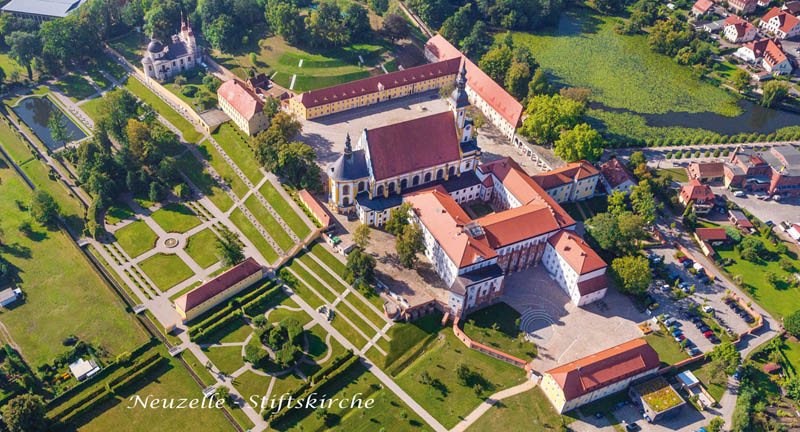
[[501, 266, 649, 373]]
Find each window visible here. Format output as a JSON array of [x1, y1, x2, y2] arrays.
[[400, 179, 407, 189], [388, 182, 396, 193], [436, 169, 444, 180], [376, 185, 384, 196], [449, 166, 456, 177], [424, 173, 431, 182], [358, 182, 365, 192], [412, 175, 420, 186], [342, 185, 350, 196]]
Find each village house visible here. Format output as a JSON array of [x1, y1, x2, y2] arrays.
[[142, 15, 200, 82], [174, 258, 264, 321], [530, 161, 601, 203], [724, 145, 800, 196], [688, 161, 725, 183], [540, 339, 661, 413], [728, 0, 758, 14], [542, 230, 608, 306], [734, 39, 793, 76], [599, 157, 636, 194], [288, 58, 460, 120], [729, 208, 755, 231], [692, 0, 714, 17], [695, 227, 729, 256], [723, 15, 757, 43], [679, 179, 715, 214], [759, 7, 800, 39], [217, 79, 270, 136]]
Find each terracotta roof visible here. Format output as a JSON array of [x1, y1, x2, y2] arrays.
[[546, 339, 661, 401], [693, 0, 714, 13], [547, 230, 606, 275], [477, 203, 564, 248], [532, 161, 600, 190], [762, 39, 789, 68], [298, 189, 330, 227], [425, 35, 523, 127], [405, 189, 497, 269], [762, 7, 800, 33], [764, 362, 781, 373], [680, 179, 715, 203], [174, 258, 262, 313], [217, 79, 264, 120], [725, 14, 754, 38], [577, 274, 608, 296], [296, 57, 461, 109], [599, 158, 635, 189], [695, 227, 727, 241], [688, 162, 724, 179], [364, 111, 461, 181]]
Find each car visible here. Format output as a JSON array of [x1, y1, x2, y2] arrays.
[[704, 331, 714, 338], [678, 256, 689, 263], [719, 207, 725, 214], [710, 337, 721, 344], [702, 305, 714, 314], [674, 335, 685, 342], [738, 310, 748, 317], [683, 260, 694, 268], [669, 272, 681, 280], [689, 348, 701, 356], [625, 423, 641, 432], [661, 284, 671, 291], [733, 190, 746, 197], [700, 276, 710, 284], [664, 318, 677, 326], [660, 313, 672, 322], [723, 298, 734, 304], [733, 370, 741, 380], [684, 339, 695, 347], [766, 220, 774, 227], [672, 330, 683, 337], [745, 316, 755, 324], [700, 325, 711, 332]]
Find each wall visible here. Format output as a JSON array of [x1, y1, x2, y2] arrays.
[[452, 323, 529, 369]]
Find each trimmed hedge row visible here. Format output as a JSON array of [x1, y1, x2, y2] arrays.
[[242, 284, 283, 316], [187, 280, 275, 337], [264, 353, 359, 424], [606, 129, 800, 149], [192, 310, 243, 342], [310, 351, 354, 385]]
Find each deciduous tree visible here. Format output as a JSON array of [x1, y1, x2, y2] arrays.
[[553, 123, 603, 162], [396, 223, 424, 268], [610, 255, 651, 295], [1, 394, 47, 432], [30, 190, 59, 225]]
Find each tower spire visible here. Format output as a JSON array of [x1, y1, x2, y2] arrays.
[[344, 133, 352, 158]]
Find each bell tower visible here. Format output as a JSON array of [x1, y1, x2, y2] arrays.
[[448, 61, 472, 142]]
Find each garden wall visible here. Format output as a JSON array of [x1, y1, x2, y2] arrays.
[[452, 323, 530, 370]]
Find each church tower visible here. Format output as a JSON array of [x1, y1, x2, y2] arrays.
[[448, 61, 472, 143]]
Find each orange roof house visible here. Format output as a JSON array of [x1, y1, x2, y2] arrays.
[[547, 230, 606, 276], [679, 179, 715, 213], [760, 7, 800, 38], [599, 157, 636, 193], [218, 79, 264, 120], [688, 162, 725, 182], [174, 258, 264, 321], [692, 0, 714, 16]]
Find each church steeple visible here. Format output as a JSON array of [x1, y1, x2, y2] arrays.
[[344, 133, 352, 159]]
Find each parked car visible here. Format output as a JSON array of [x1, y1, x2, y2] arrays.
[[745, 316, 755, 324], [669, 272, 681, 280], [703, 305, 714, 314], [678, 256, 689, 263], [689, 348, 701, 356], [765, 220, 774, 227], [703, 331, 714, 338], [683, 260, 694, 268], [672, 330, 683, 337], [700, 326, 711, 332], [733, 190, 746, 197], [664, 318, 677, 326], [660, 313, 672, 322]]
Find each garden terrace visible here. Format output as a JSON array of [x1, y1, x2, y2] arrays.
[[463, 302, 537, 361], [123, 76, 202, 143], [469, 386, 573, 431], [229, 207, 280, 263], [195, 139, 249, 199], [114, 220, 158, 258], [150, 203, 202, 233], [138, 253, 194, 291], [210, 123, 263, 184], [184, 228, 221, 269]]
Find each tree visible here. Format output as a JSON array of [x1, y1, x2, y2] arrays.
[[215, 229, 245, 267], [478, 45, 512, 84], [785, 374, 800, 400], [785, 310, 800, 338], [276, 141, 321, 189], [6, 31, 41, 79], [504, 60, 531, 100], [396, 224, 424, 268], [609, 255, 652, 295], [439, 4, 473, 45], [630, 180, 657, 225], [385, 202, 412, 235], [382, 14, 409, 41], [767, 271, 781, 288], [607, 190, 627, 216], [731, 68, 751, 92], [48, 111, 72, 145], [707, 341, 741, 375], [353, 223, 371, 249], [1, 394, 47, 432], [559, 87, 591, 103], [206, 14, 236, 52], [460, 21, 491, 59], [306, 2, 349, 47], [368, 0, 389, 14], [343, 4, 371, 42], [520, 94, 585, 144], [761, 80, 789, 108], [252, 315, 267, 328], [554, 123, 603, 162], [629, 151, 646, 167], [455, 363, 471, 386], [148, 181, 164, 202], [215, 386, 230, 404], [143, 1, 181, 42], [265, 0, 305, 44], [527, 69, 551, 98], [345, 248, 377, 291], [30, 190, 59, 225]]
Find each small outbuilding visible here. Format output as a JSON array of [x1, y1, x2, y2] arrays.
[[0, 288, 22, 307], [69, 358, 100, 381], [764, 362, 782, 374]]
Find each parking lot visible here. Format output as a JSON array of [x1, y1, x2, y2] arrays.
[[714, 187, 800, 231], [647, 246, 754, 355]]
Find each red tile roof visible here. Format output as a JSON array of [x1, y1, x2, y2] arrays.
[[680, 179, 715, 203], [425, 35, 524, 128], [174, 258, 263, 313], [599, 158, 635, 189], [688, 162, 724, 179], [577, 274, 608, 296], [725, 14, 754, 39], [364, 111, 461, 181], [532, 160, 600, 190], [298, 189, 330, 227], [546, 339, 661, 401], [693, 0, 714, 13], [695, 227, 728, 241], [217, 79, 264, 120], [295, 57, 461, 109], [477, 203, 564, 248], [547, 230, 607, 275], [762, 7, 800, 33]]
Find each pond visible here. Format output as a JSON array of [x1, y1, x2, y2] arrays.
[[593, 100, 800, 136], [12, 96, 87, 151]]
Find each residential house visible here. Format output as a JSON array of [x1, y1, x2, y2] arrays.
[[174, 258, 264, 321], [759, 7, 800, 39], [540, 339, 661, 413], [723, 15, 757, 43], [69, 358, 100, 381], [531, 161, 601, 203], [734, 39, 793, 75], [688, 161, 725, 182], [217, 79, 269, 136], [728, 0, 758, 14], [692, 0, 714, 17], [724, 145, 800, 196], [0, 288, 22, 307], [729, 209, 754, 230], [679, 179, 715, 214], [599, 157, 636, 194], [695, 227, 728, 256]]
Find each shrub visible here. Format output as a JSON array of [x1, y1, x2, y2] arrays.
[[181, 86, 197, 97], [723, 149, 730, 156], [713, 149, 720, 157], [666, 152, 673, 159]]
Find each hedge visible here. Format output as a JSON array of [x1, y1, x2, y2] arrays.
[[188, 279, 275, 336], [192, 310, 243, 341], [310, 351, 354, 385], [242, 285, 283, 316]]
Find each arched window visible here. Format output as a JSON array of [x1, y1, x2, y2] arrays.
[[400, 179, 408, 189], [412, 175, 420, 186], [449, 166, 456, 177], [376, 185, 384, 196], [343, 197, 350, 206], [358, 182, 365, 192], [388, 182, 396, 193], [424, 173, 432, 183], [436, 169, 444, 180], [342, 185, 350, 196]]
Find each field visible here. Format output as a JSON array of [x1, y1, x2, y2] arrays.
[[138, 253, 194, 291], [114, 220, 158, 258], [53, 73, 97, 102], [229, 207, 279, 263], [244, 195, 295, 251], [104, 201, 135, 225], [644, 330, 689, 366], [175, 152, 234, 212], [185, 228, 220, 268], [309, 241, 348, 277], [511, 10, 739, 117], [109, 32, 147, 64], [195, 139, 249, 199], [467, 387, 570, 431], [396, 329, 527, 428], [203, 345, 245, 375], [259, 180, 311, 239], [0, 158, 148, 367], [72, 356, 233, 431], [463, 302, 536, 361], [150, 203, 202, 233], [123, 76, 202, 143], [211, 123, 263, 184], [657, 167, 689, 183]]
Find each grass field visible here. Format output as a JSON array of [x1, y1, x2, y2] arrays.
[[259, 180, 311, 238], [298, 253, 347, 293], [463, 302, 536, 361], [287, 260, 337, 303], [211, 123, 263, 184], [282, 270, 325, 309], [105, 201, 135, 225], [185, 228, 220, 268], [244, 195, 295, 251], [150, 203, 202, 233], [330, 313, 369, 349], [371, 313, 443, 372], [342, 291, 386, 329], [175, 152, 234, 212], [309, 241, 348, 277], [203, 345, 245, 375], [0, 159, 148, 367], [181, 348, 217, 387], [109, 32, 147, 64], [644, 330, 689, 366], [80, 96, 106, 124], [54, 73, 97, 102], [73, 356, 232, 431], [267, 307, 312, 327], [685, 361, 727, 402], [114, 220, 158, 258], [229, 208, 279, 263], [123, 76, 202, 143], [468, 387, 571, 431], [0, 53, 30, 81], [657, 167, 689, 184], [138, 253, 194, 291], [200, 317, 253, 345], [396, 329, 526, 428], [195, 139, 249, 199], [511, 9, 740, 116]]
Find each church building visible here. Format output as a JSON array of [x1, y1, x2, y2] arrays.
[[142, 15, 200, 82]]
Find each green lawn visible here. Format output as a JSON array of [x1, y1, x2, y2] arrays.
[[123, 76, 202, 143], [211, 123, 263, 184], [468, 387, 571, 432], [715, 237, 799, 319], [105, 201, 135, 225], [281, 270, 325, 309], [396, 329, 526, 428], [374, 312, 443, 372], [244, 195, 295, 251], [259, 180, 311, 239], [343, 291, 386, 329], [305, 323, 331, 361], [150, 203, 202, 233], [463, 302, 536, 361], [335, 301, 375, 339], [267, 307, 312, 327], [309, 241, 348, 277], [0, 161, 148, 367], [644, 330, 689, 366], [196, 139, 249, 199], [53, 73, 97, 102], [0, 53, 30, 81], [197, 316, 253, 345], [685, 361, 727, 402], [298, 253, 348, 293], [511, 9, 739, 117], [175, 152, 234, 212], [229, 207, 279, 263], [73, 356, 232, 432], [203, 345, 245, 375], [271, 362, 428, 432], [114, 220, 158, 258], [658, 167, 689, 184], [138, 253, 195, 291], [181, 348, 217, 387], [330, 312, 369, 350], [287, 260, 338, 303], [109, 32, 147, 64], [80, 96, 106, 124], [232, 370, 272, 411], [185, 228, 220, 268]]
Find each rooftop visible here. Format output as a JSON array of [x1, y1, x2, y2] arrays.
[[217, 79, 264, 120], [599, 157, 636, 189], [531, 160, 600, 190], [547, 230, 607, 275], [2, 0, 86, 18], [634, 376, 684, 413], [355, 170, 482, 212], [695, 227, 728, 241], [175, 258, 262, 313], [762, 7, 800, 33], [680, 178, 715, 203]]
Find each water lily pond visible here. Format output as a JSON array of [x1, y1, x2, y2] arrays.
[[12, 95, 87, 150]]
